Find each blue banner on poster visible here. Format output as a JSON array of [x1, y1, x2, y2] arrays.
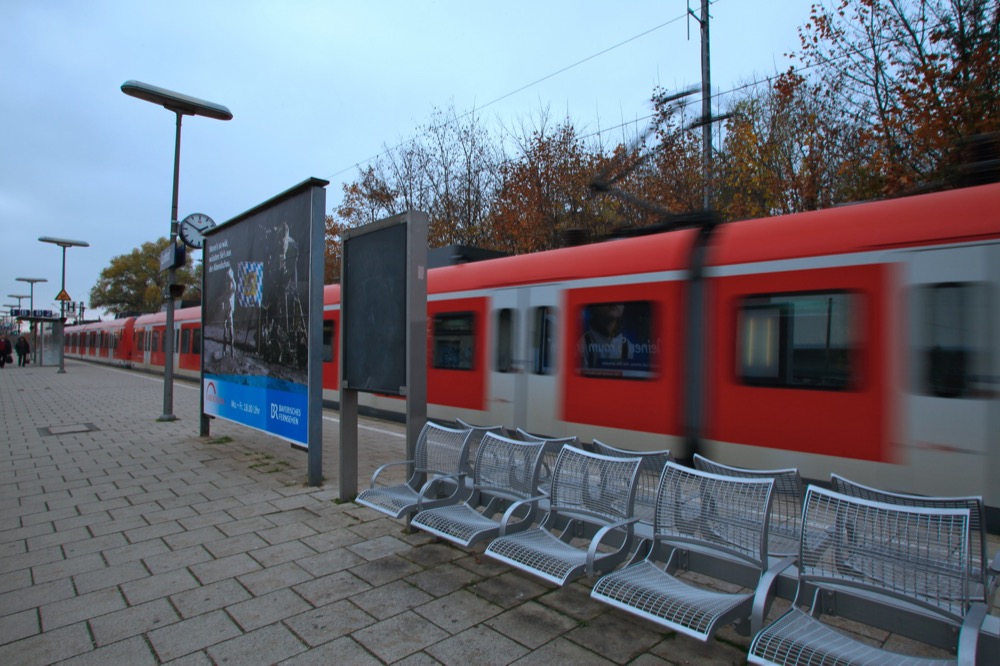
[[203, 375, 308, 445]]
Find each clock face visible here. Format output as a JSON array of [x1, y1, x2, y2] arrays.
[[179, 213, 215, 249]]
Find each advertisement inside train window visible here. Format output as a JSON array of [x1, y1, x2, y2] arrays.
[[578, 301, 658, 379], [432, 312, 474, 370], [201, 187, 313, 445]]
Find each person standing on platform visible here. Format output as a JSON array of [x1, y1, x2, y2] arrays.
[[14, 335, 29, 367], [0, 334, 10, 368]]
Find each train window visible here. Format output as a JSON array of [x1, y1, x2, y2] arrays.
[[916, 282, 990, 399], [578, 301, 657, 379], [433, 312, 475, 370], [532, 307, 555, 375], [191, 327, 201, 355], [181, 328, 191, 354], [495, 309, 515, 373], [136, 331, 144, 352], [737, 292, 856, 390], [152, 331, 160, 353], [322, 320, 335, 363]]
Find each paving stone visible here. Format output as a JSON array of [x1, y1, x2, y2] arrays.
[[124, 520, 185, 544], [190, 551, 262, 585], [218, 516, 277, 536], [89, 598, 181, 646], [207, 622, 309, 665], [471, 571, 548, 609], [283, 599, 377, 646], [225, 588, 313, 632], [38, 587, 126, 631], [300, 529, 364, 553], [0, 622, 94, 665], [536, 581, 605, 621], [204, 532, 269, 558], [415, 588, 504, 635], [73, 560, 148, 594], [147, 609, 243, 662], [178, 509, 235, 530], [57, 635, 158, 666], [349, 579, 435, 620], [293, 570, 371, 607], [32, 552, 105, 583], [162, 524, 227, 550], [350, 553, 425, 587], [276, 636, 381, 666], [171, 578, 252, 618], [143, 543, 213, 574], [352, 610, 451, 663], [0, 607, 40, 644], [563, 608, 664, 663], [647, 633, 747, 665], [509, 636, 614, 665], [406, 561, 483, 597], [120, 567, 200, 605], [297, 546, 366, 577], [0, 568, 32, 595], [247, 538, 316, 567], [484, 600, 580, 649], [0, 577, 76, 615], [258, 521, 317, 545], [237, 561, 313, 596], [425, 624, 530, 666]]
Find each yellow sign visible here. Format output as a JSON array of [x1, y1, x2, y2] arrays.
[[55, 289, 72, 301]]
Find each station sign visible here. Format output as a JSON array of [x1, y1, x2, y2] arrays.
[[10, 308, 57, 319]]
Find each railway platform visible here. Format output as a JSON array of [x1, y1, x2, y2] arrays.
[[1, 360, 998, 665]]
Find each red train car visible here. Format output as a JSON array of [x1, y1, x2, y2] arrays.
[[66, 183, 1000, 521]]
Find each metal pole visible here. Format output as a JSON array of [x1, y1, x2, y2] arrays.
[[700, 0, 712, 210], [159, 111, 182, 422], [57, 245, 67, 373]]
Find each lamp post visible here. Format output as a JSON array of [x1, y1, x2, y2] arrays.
[[38, 236, 89, 374], [121, 80, 232, 422], [16, 277, 47, 366]]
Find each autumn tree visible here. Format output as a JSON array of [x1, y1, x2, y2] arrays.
[[798, 0, 1000, 193], [89, 238, 198, 315]]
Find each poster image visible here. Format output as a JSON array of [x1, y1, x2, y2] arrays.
[[578, 301, 658, 379]]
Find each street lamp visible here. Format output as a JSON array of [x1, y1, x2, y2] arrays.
[[121, 80, 232, 422], [38, 236, 89, 374], [16, 277, 47, 366]]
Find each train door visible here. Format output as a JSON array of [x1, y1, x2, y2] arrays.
[[490, 285, 562, 436], [905, 243, 999, 512]]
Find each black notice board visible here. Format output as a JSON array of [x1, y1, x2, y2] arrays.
[[341, 220, 407, 394]]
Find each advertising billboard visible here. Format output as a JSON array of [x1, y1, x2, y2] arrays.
[[201, 178, 327, 452]]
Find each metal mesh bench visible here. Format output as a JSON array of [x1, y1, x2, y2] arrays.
[[355, 422, 473, 520], [748, 486, 989, 666], [693, 454, 819, 557], [411, 432, 546, 548], [831, 473, 999, 610], [514, 428, 579, 495], [591, 462, 783, 642], [592, 440, 672, 529], [484, 446, 641, 585]]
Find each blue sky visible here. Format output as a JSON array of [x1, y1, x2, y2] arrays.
[[1, 0, 810, 316]]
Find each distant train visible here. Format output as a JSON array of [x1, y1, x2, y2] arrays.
[[66, 183, 1000, 525]]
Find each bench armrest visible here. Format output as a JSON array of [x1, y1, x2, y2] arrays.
[[586, 517, 640, 578], [957, 601, 988, 666], [497, 495, 545, 536], [415, 471, 468, 509], [369, 460, 414, 489], [751, 555, 797, 637]]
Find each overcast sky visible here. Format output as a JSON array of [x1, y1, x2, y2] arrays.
[[1, 0, 809, 318]]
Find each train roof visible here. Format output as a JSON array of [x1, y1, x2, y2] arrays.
[[385, 182, 998, 295]]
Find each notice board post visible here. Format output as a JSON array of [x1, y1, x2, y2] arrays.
[[339, 210, 428, 500]]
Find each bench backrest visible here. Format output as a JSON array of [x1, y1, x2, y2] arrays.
[[592, 440, 671, 525], [693, 454, 804, 555], [654, 462, 774, 568], [515, 429, 579, 492], [455, 418, 505, 472], [830, 473, 987, 594], [549, 446, 641, 524], [802, 485, 971, 621], [414, 422, 473, 477], [474, 432, 545, 499]]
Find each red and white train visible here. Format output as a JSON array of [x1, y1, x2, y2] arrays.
[[66, 183, 1000, 524]]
